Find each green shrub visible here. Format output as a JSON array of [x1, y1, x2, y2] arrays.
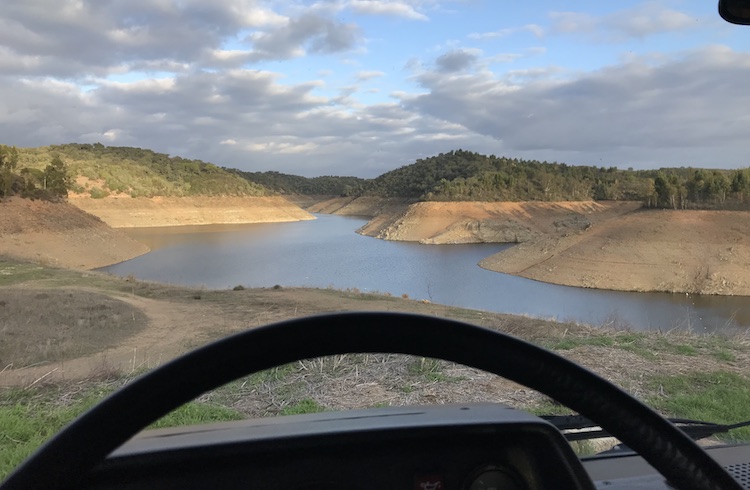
[[89, 187, 110, 199]]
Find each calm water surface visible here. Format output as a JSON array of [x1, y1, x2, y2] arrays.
[[102, 214, 749, 334]]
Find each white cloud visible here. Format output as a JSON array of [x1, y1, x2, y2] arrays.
[[402, 46, 750, 169], [469, 24, 544, 40], [347, 1, 428, 21], [550, 3, 698, 41], [356, 70, 385, 81]]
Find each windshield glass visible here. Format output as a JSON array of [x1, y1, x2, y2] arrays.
[[1, 0, 749, 471]]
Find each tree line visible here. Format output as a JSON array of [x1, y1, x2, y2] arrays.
[[5, 144, 750, 209], [0, 145, 71, 200], [323, 149, 748, 209], [14, 144, 268, 198], [228, 170, 368, 196]]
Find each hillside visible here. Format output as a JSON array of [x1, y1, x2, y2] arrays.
[[480, 208, 750, 296], [229, 169, 367, 196], [0, 197, 148, 268], [71, 195, 315, 228], [15, 144, 268, 198], [360, 149, 748, 209]]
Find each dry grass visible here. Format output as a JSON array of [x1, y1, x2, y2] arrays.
[[0, 289, 148, 369]]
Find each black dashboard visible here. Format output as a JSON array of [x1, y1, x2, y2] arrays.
[[82, 404, 593, 490], [78, 403, 750, 490]]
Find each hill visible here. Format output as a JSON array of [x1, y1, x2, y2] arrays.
[[229, 169, 367, 196], [361, 149, 748, 209], [0, 197, 148, 268], [15, 143, 268, 198]]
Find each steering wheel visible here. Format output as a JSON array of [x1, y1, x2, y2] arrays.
[[0, 312, 740, 490]]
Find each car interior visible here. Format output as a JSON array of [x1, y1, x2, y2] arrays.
[[2, 2, 750, 490]]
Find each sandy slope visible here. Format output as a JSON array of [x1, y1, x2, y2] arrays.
[[70, 195, 315, 228], [0, 198, 149, 269], [480, 208, 750, 296], [353, 199, 640, 244]]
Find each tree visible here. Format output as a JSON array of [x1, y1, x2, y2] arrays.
[[43, 156, 72, 198], [0, 145, 19, 172]]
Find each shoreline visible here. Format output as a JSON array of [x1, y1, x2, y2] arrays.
[[70, 195, 316, 228], [308, 197, 750, 297]]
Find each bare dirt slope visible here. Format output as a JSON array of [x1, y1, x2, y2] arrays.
[[70, 195, 315, 228], [480, 208, 750, 296], [0, 198, 149, 269], [306, 196, 411, 217], [358, 200, 640, 244]]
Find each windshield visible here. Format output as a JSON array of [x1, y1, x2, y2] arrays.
[[1, 0, 749, 472]]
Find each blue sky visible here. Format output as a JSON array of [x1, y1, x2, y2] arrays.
[[1, 1, 749, 176]]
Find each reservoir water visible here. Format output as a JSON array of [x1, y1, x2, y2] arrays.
[[101, 214, 749, 334]]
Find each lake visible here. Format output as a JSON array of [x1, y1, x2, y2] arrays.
[[101, 213, 749, 334]]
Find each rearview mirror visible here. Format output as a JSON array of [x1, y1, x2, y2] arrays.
[[719, 0, 750, 25]]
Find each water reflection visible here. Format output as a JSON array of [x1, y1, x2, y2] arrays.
[[102, 214, 749, 334]]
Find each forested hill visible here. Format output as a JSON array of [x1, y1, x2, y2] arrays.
[[13, 144, 267, 198], [359, 149, 750, 209], [6, 144, 750, 210], [229, 170, 367, 196]]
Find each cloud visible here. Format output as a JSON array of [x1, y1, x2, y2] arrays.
[[469, 24, 544, 40], [0, 1, 362, 77], [247, 13, 360, 60], [356, 70, 386, 81], [402, 45, 750, 167], [347, 1, 428, 21], [435, 49, 480, 73], [550, 3, 697, 41]]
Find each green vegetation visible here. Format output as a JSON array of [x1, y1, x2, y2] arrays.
[[280, 398, 325, 416], [648, 371, 750, 442], [228, 148, 750, 209], [359, 149, 748, 209], [0, 145, 72, 200], [229, 169, 367, 196], [542, 330, 744, 363], [14, 143, 267, 198], [6, 143, 749, 208], [0, 383, 243, 479]]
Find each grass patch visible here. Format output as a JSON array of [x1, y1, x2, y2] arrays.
[[647, 371, 750, 442], [541, 329, 746, 365], [407, 357, 463, 383], [0, 289, 148, 367], [546, 336, 614, 350], [149, 403, 244, 429], [0, 382, 243, 481], [280, 398, 325, 416], [0, 260, 62, 286]]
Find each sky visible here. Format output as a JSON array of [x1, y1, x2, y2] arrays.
[[1, 1, 749, 177]]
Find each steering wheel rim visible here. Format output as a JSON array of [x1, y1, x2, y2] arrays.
[[0, 312, 740, 490]]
